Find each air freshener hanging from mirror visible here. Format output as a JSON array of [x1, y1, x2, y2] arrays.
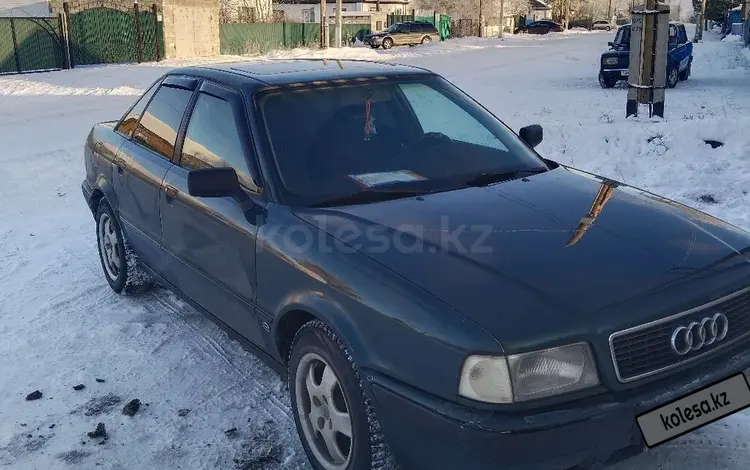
[[364, 98, 377, 141]]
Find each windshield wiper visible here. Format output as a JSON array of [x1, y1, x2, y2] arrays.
[[464, 167, 548, 187], [310, 188, 430, 208]]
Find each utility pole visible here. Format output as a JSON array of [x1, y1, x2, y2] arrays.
[[626, 0, 670, 118], [335, 0, 342, 47], [320, 0, 328, 48], [498, 0, 505, 37], [478, 0, 484, 37], [608, 0, 613, 21]]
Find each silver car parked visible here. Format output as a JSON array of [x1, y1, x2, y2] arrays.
[[590, 20, 615, 31]]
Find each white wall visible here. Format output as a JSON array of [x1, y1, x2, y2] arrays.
[[0, 0, 50, 17]]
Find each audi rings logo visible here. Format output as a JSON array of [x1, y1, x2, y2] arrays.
[[670, 313, 730, 356]]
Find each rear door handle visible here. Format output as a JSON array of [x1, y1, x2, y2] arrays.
[[164, 185, 178, 202]]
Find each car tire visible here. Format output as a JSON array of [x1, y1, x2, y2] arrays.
[[666, 65, 679, 88], [421, 35, 431, 44], [381, 37, 393, 50], [606, 26, 611, 31], [95, 201, 154, 295], [598, 72, 617, 89], [289, 320, 397, 470]]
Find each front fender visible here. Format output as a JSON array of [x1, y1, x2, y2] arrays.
[[273, 290, 370, 365]]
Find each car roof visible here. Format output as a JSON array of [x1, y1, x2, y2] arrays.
[[169, 59, 433, 87]]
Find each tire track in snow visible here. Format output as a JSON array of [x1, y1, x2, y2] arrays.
[[141, 292, 292, 421]]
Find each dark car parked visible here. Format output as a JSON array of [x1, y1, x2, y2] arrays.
[[514, 20, 563, 34], [83, 59, 750, 470], [599, 22, 694, 88], [363, 21, 438, 49]]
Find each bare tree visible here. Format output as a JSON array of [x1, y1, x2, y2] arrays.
[[220, 0, 274, 23]]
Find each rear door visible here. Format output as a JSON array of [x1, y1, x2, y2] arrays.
[[113, 76, 195, 272], [393, 24, 411, 46], [160, 80, 267, 349]]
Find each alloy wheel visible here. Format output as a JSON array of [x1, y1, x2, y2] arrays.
[[98, 212, 121, 280], [295, 352, 353, 470]]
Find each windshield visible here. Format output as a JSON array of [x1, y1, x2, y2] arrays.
[[255, 75, 547, 207], [614, 26, 630, 45], [384, 23, 400, 33]]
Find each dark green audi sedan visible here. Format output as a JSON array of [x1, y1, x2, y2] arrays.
[[82, 59, 750, 470]]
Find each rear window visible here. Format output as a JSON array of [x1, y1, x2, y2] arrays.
[[614, 26, 630, 45], [255, 76, 545, 207]]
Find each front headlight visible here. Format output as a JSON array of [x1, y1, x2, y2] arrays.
[[459, 342, 600, 404], [603, 57, 619, 65]]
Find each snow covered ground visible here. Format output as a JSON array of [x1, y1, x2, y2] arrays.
[[1, 26, 749, 470]]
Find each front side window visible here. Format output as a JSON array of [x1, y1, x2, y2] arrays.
[[256, 75, 547, 207], [116, 79, 160, 138], [181, 93, 256, 190], [132, 85, 192, 160]]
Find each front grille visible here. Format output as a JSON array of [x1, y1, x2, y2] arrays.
[[610, 287, 750, 383]]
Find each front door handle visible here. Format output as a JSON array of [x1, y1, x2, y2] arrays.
[[164, 185, 178, 202]]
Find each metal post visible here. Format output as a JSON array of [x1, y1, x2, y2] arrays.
[[335, 0, 342, 47], [320, 0, 328, 48], [608, 0, 612, 20], [134, 1, 143, 63], [9, 18, 21, 73], [152, 3, 160, 62], [58, 13, 72, 69], [626, 0, 670, 118], [63, 1, 75, 68]]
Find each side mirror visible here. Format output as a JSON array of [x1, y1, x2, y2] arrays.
[[188, 167, 242, 199], [608, 41, 614, 47], [519, 124, 543, 149]]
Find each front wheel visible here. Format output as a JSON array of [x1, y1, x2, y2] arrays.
[[598, 72, 617, 89], [666, 65, 679, 88], [381, 37, 394, 49], [289, 321, 396, 470], [95, 201, 154, 295]]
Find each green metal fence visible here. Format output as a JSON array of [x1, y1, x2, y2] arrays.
[[220, 23, 371, 55], [0, 17, 65, 75], [68, 4, 160, 66]]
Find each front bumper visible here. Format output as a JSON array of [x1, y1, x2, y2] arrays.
[[364, 36, 383, 46], [369, 341, 750, 470], [600, 68, 630, 81]]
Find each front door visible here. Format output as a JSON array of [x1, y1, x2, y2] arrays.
[[160, 81, 266, 349], [114, 79, 194, 272]]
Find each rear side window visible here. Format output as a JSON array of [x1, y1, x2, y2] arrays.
[[180, 93, 255, 189], [133, 85, 192, 160], [116, 80, 160, 138]]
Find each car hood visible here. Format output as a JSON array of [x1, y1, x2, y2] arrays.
[[293, 166, 750, 350]]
